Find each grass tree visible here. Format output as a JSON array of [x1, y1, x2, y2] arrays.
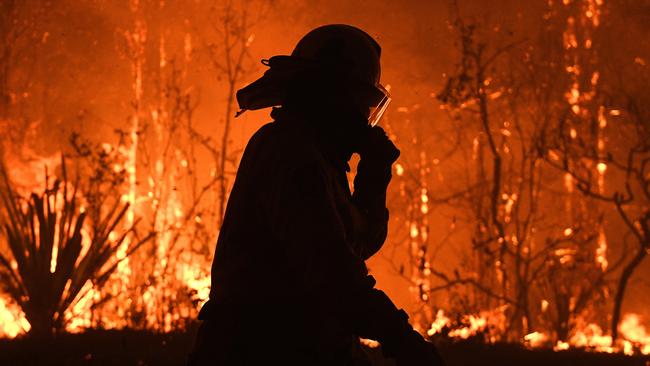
[[0, 157, 152, 337]]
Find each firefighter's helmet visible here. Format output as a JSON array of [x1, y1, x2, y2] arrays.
[[236, 24, 391, 126]]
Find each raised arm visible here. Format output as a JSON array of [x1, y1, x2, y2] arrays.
[[351, 126, 400, 259]]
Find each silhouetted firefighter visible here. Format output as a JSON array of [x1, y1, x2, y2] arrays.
[[188, 24, 446, 366]]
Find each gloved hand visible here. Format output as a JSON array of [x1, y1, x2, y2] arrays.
[[357, 126, 400, 167], [354, 126, 400, 195], [358, 299, 446, 366], [390, 330, 447, 366]]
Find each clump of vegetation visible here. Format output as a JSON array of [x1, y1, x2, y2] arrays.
[[0, 156, 152, 337]]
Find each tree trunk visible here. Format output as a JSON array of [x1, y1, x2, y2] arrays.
[[25, 307, 57, 339], [611, 245, 647, 342]]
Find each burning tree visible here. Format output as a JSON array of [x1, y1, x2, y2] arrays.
[[95, 0, 222, 331], [411, 0, 614, 344], [527, 0, 650, 347], [392, 0, 650, 353], [547, 76, 650, 345], [85, 0, 271, 332], [544, 33, 650, 347]]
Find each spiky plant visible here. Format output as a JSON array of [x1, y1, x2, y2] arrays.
[[0, 157, 152, 337]]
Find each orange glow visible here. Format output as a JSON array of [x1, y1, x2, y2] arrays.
[[0, 1, 648, 362], [426, 312, 650, 355], [0, 297, 30, 338]]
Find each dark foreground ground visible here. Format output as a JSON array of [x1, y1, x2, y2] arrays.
[[1, 326, 649, 366]]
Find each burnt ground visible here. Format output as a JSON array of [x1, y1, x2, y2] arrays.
[[0, 326, 648, 366]]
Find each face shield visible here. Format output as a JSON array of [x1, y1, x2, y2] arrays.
[[368, 84, 391, 127]]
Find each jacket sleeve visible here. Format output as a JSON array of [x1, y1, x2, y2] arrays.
[[350, 157, 392, 259], [266, 161, 413, 354]]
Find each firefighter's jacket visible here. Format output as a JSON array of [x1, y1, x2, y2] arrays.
[[195, 111, 409, 364]]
